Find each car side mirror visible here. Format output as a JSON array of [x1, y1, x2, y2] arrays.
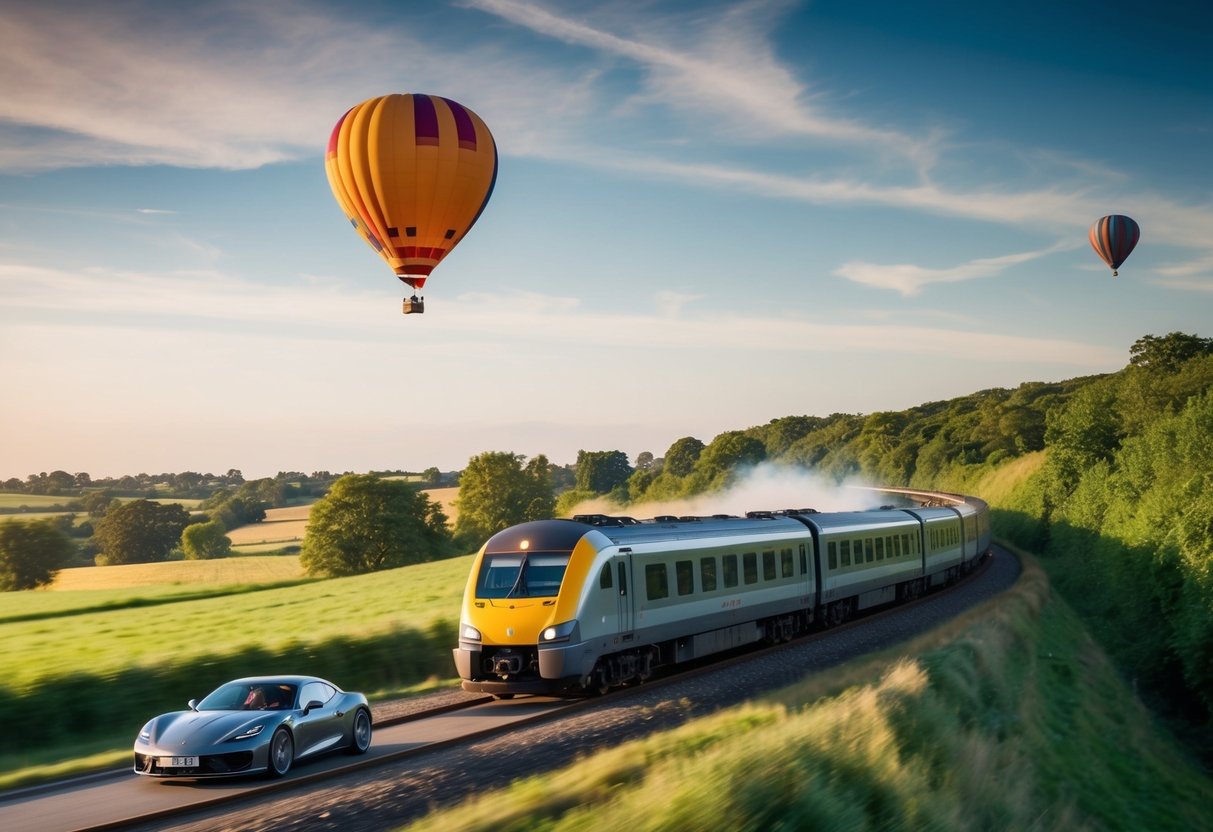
[[187, 699, 199, 711], [303, 700, 324, 715]]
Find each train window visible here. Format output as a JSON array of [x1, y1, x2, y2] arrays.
[[762, 550, 776, 581], [781, 548, 794, 578], [618, 562, 627, 596], [700, 557, 717, 592], [864, 539, 874, 563], [676, 560, 694, 596], [799, 544, 808, 575], [828, 541, 838, 569], [840, 540, 851, 567], [875, 538, 885, 561], [723, 554, 739, 588], [743, 553, 758, 584], [893, 535, 902, 558], [475, 553, 570, 599], [645, 563, 669, 600], [599, 564, 612, 589]]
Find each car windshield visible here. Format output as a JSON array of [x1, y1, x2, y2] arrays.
[[197, 682, 298, 711], [476, 552, 571, 599]]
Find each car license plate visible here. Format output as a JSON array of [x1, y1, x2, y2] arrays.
[[160, 756, 198, 767]]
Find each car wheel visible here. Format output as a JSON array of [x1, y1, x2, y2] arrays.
[[267, 727, 293, 778], [347, 708, 372, 755]]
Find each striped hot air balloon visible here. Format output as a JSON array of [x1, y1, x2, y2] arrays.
[[326, 94, 498, 313], [1088, 214, 1140, 277]]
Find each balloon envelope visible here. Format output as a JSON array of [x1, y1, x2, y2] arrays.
[[325, 94, 498, 290], [1088, 214, 1139, 276]]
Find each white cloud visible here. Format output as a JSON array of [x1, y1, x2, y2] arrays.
[[835, 242, 1071, 296]]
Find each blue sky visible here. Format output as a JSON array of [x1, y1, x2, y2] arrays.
[[2, 0, 1211, 480]]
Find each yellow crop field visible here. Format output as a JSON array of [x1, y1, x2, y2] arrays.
[[48, 555, 305, 590], [223, 487, 460, 546]]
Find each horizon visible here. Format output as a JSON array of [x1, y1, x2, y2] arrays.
[[3, 1, 1210, 479]]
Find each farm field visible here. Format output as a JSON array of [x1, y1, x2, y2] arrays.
[[4, 553, 474, 693]]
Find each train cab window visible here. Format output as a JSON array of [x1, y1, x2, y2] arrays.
[[599, 564, 613, 589], [475, 553, 570, 599], [723, 554, 739, 588], [840, 540, 852, 567], [700, 557, 718, 592], [762, 550, 776, 581], [645, 563, 669, 600], [743, 553, 758, 584], [781, 548, 794, 578], [875, 538, 885, 561], [828, 541, 838, 569], [676, 560, 694, 596]]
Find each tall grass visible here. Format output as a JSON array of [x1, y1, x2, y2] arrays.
[[402, 549, 1213, 832]]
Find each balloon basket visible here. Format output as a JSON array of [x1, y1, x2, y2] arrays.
[[402, 296, 425, 315]]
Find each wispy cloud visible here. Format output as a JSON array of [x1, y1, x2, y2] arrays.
[[0, 261, 1122, 367], [835, 242, 1072, 296]]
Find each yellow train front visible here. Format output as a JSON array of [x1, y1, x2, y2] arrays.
[[453, 519, 605, 696]]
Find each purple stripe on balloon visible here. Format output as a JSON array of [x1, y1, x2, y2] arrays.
[[440, 97, 478, 150], [414, 95, 439, 146]]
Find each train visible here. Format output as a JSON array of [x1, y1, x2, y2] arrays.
[[452, 488, 991, 696]]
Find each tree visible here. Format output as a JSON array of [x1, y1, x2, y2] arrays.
[[454, 452, 555, 547], [181, 519, 231, 560], [574, 450, 633, 494], [635, 451, 655, 471], [301, 474, 452, 577], [663, 436, 705, 478], [92, 499, 190, 565], [1129, 332, 1213, 372], [0, 519, 74, 590]]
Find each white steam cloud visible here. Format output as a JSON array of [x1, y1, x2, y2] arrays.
[[564, 464, 887, 520]]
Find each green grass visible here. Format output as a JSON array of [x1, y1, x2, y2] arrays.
[[3, 555, 472, 692], [401, 548, 1213, 832], [0, 493, 73, 509]]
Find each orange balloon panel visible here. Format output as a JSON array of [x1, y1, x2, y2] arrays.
[[326, 94, 497, 289]]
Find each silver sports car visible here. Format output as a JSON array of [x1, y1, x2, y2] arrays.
[[133, 675, 372, 778]]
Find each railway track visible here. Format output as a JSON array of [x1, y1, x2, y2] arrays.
[[0, 546, 1012, 832]]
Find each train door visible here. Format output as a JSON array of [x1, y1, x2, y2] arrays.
[[614, 554, 634, 635]]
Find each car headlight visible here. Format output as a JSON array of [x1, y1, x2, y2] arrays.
[[232, 724, 265, 741], [461, 624, 482, 642], [539, 620, 578, 644], [137, 722, 153, 743]]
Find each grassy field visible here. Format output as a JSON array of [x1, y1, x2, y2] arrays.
[[0, 493, 74, 509], [4, 555, 472, 693], [402, 549, 1213, 832]]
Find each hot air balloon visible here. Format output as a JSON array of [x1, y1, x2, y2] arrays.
[[1088, 214, 1139, 277], [325, 94, 498, 314]]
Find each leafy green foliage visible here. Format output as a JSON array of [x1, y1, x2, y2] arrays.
[[0, 519, 74, 591], [300, 474, 452, 577], [574, 450, 633, 494], [662, 436, 705, 477], [453, 452, 555, 547], [91, 499, 190, 565], [181, 519, 231, 560]]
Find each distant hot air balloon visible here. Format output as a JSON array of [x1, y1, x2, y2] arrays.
[[325, 94, 498, 314], [1088, 214, 1139, 277]]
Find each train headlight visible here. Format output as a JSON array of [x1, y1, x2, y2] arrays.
[[461, 624, 482, 642], [539, 620, 578, 644]]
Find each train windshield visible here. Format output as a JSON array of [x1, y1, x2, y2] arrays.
[[476, 552, 571, 599]]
